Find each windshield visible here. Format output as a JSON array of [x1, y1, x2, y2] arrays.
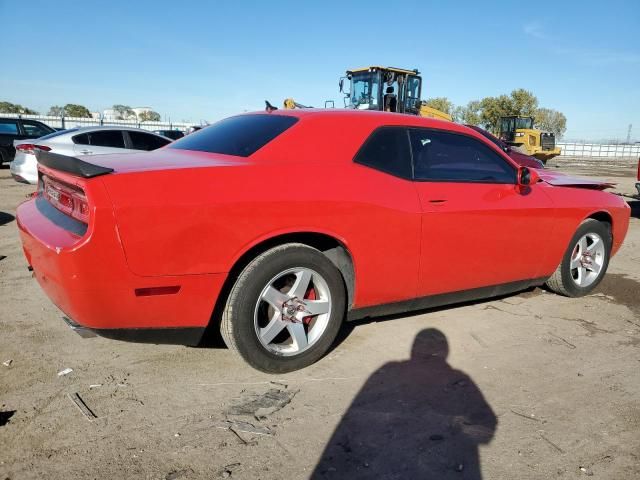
[[349, 72, 380, 110], [515, 117, 533, 129]]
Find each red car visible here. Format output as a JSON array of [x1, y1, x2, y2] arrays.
[[466, 124, 544, 169], [17, 110, 630, 372]]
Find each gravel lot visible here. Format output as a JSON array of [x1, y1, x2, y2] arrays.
[[0, 160, 638, 479]]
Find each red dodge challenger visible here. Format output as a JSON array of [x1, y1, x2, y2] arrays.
[[17, 110, 630, 372]]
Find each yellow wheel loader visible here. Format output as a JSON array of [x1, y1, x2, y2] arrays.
[[279, 66, 451, 122], [339, 66, 452, 121], [499, 116, 561, 163]]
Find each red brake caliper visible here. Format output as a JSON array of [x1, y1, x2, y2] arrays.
[[302, 287, 316, 324]]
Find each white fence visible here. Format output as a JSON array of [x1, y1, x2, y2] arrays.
[[0, 113, 195, 133], [558, 142, 640, 158]]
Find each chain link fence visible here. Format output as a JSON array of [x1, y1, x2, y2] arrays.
[[0, 113, 196, 133], [558, 142, 640, 158]]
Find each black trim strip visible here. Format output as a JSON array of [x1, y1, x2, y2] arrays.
[[92, 327, 205, 346], [36, 150, 114, 178], [347, 277, 547, 321]]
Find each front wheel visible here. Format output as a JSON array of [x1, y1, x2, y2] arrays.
[[545, 219, 611, 297], [221, 244, 346, 373]]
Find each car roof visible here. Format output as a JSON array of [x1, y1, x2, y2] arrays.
[[243, 108, 480, 136], [63, 125, 167, 134]]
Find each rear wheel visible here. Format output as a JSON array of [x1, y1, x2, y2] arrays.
[[221, 244, 346, 373], [546, 219, 611, 297]]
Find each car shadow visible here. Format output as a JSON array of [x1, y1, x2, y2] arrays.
[[0, 211, 16, 226], [628, 200, 640, 219], [311, 328, 497, 479], [198, 284, 540, 354], [331, 286, 540, 354]]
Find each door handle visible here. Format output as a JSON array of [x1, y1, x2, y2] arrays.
[[79, 149, 92, 154], [428, 199, 448, 204]]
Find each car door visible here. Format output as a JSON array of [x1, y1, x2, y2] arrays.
[[72, 130, 128, 155], [20, 120, 54, 139], [0, 119, 22, 162], [410, 127, 556, 297]]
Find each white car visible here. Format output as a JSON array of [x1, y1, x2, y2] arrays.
[[10, 126, 171, 184]]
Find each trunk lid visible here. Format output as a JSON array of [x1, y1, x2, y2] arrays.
[[86, 148, 246, 174]]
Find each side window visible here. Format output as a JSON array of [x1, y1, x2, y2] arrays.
[[73, 133, 89, 145], [22, 120, 53, 137], [410, 129, 515, 183], [88, 130, 125, 149], [354, 127, 412, 179], [128, 131, 170, 151], [0, 120, 19, 134]]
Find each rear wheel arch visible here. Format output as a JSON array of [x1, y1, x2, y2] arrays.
[[206, 232, 356, 336]]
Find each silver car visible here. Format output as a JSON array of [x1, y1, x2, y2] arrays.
[[10, 126, 172, 184]]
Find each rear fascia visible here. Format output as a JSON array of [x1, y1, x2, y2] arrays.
[[17, 167, 225, 341]]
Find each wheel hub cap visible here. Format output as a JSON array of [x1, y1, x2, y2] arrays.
[[570, 232, 605, 288], [253, 267, 332, 356]]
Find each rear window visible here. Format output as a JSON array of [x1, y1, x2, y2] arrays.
[[169, 114, 298, 157]]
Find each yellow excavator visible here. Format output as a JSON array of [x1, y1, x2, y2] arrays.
[[280, 65, 451, 121], [499, 115, 561, 162]]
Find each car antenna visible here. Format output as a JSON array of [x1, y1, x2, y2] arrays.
[[265, 100, 278, 112]]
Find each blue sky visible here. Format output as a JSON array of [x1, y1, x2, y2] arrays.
[[1, 0, 639, 140]]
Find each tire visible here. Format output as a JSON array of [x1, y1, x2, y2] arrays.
[[221, 243, 346, 373], [545, 219, 611, 297]]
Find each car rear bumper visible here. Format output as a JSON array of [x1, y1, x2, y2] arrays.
[[10, 152, 38, 185], [16, 195, 226, 345]]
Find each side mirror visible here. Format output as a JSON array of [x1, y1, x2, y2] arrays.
[[338, 78, 344, 92], [518, 166, 540, 186]]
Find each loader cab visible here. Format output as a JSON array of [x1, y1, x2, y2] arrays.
[[499, 116, 534, 142], [340, 66, 422, 115]]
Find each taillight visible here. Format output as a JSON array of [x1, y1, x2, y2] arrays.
[[16, 144, 51, 155], [42, 175, 90, 224]]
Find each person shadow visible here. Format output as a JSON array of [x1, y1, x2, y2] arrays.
[[312, 328, 497, 479]]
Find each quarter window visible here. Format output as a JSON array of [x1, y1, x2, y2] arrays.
[[410, 129, 515, 183], [354, 127, 412, 179]]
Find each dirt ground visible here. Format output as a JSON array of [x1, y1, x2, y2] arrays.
[[0, 159, 638, 480]]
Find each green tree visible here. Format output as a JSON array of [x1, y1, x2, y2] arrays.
[[64, 104, 92, 118], [0, 101, 38, 114], [455, 100, 482, 125], [138, 110, 161, 122], [423, 97, 454, 115], [509, 88, 538, 117], [48, 105, 64, 116], [477, 89, 539, 133], [112, 104, 135, 120], [534, 108, 567, 138]]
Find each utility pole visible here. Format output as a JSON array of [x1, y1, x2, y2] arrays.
[[627, 124, 632, 144]]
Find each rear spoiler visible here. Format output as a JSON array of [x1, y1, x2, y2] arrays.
[[35, 150, 114, 178]]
